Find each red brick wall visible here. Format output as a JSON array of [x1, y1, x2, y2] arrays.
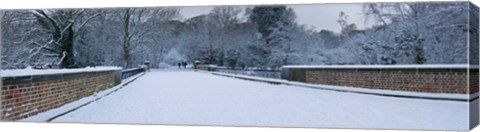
[[195, 65, 216, 71], [283, 66, 478, 94], [470, 69, 479, 93], [1, 71, 117, 121]]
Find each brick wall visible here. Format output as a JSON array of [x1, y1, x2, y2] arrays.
[[470, 68, 479, 93], [282, 65, 478, 94], [195, 65, 216, 71], [1, 70, 120, 121]]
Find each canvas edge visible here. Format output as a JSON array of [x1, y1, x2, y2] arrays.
[[469, 1, 480, 130], [0, 9, 3, 122]]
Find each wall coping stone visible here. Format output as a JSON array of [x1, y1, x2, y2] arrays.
[[1, 66, 121, 78], [282, 64, 478, 69], [2, 70, 118, 85]]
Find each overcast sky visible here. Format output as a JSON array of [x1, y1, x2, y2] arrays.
[[179, 3, 369, 33]]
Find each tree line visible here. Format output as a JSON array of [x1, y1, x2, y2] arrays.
[[1, 2, 473, 70]]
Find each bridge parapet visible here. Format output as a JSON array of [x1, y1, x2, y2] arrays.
[[0, 67, 144, 121], [282, 65, 479, 94], [195, 64, 217, 71]]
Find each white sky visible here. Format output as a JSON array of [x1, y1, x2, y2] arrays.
[[179, 3, 369, 33]]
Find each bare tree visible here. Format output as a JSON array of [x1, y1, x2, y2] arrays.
[[31, 9, 101, 68], [362, 2, 468, 64], [209, 6, 242, 66], [119, 8, 179, 68]]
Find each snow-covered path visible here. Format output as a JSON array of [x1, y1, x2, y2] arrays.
[[52, 69, 469, 130]]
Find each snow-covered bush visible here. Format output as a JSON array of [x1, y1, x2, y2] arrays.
[[161, 48, 186, 65]]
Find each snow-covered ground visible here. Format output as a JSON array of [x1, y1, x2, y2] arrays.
[[50, 69, 469, 131]]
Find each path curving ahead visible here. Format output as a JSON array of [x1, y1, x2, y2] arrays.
[[52, 69, 469, 130]]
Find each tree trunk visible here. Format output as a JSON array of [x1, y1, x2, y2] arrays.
[[123, 9, 132, 68], [60, 26, 75, 68]]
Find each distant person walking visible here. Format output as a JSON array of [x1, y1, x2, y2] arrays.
[[182, 62, 187, 69], [177, 62, 181, 69]]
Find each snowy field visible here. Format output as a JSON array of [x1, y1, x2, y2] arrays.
[[51, 69, 469, 130]]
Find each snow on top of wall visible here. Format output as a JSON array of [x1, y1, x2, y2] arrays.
[[282, 64, 474, 69], [197, 64, 218, 67], [1, 66, 121, 77]]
